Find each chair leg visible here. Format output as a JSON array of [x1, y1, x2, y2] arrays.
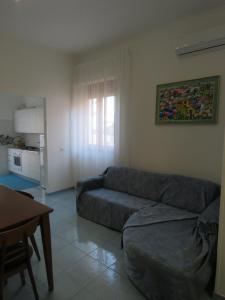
[[0, 279, 3, 300], [27, 260, 39, 300], [20, 271, 26, 286], [30, 235, 41, 261]]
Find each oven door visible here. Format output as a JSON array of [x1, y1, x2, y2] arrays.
[[12, 152, 22, 173], [14, 155, 21, 167]]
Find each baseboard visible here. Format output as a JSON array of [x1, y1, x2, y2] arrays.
[[46, 186, 75, 195]]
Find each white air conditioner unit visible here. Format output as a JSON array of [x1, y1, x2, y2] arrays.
[[175, 25, 225, 56]]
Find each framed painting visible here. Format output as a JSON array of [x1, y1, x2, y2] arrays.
[[156, 76, 220, 124]]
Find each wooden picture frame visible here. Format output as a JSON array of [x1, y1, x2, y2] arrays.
[[156, 76, 220, 124]]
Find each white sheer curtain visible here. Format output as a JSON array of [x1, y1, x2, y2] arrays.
[[71, 49, 131, 183]]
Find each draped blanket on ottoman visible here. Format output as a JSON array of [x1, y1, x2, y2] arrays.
[[122, 201, 219, 300]]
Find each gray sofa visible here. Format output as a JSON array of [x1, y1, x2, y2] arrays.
[[76, 166, 220, 300]]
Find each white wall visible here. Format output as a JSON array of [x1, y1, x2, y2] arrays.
[[0, 33, 73, 192], [24, 96, 44, 108], [0, 93, 24, 121], [74, 5, 225, 297], [76, 6, 225, 184], [24, 133, 40, 148]]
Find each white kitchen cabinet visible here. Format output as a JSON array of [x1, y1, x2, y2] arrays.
[[8, 148, 40, 181], [14, 107, 44, 133], [21, 150, 40, 181]]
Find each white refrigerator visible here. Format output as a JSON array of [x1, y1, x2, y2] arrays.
[[39, 134, 47, 189]]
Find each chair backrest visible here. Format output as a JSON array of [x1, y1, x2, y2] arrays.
[[0, 217, 39, 248]]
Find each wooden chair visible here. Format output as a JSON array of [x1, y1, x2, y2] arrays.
[[0, 218, 40, 300], [15, 191, 41, 261]]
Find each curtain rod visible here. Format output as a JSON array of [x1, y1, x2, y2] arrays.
[[74, 47, 132, 69]]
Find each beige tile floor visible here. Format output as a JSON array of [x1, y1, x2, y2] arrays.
[[3, 187, 222, 300]]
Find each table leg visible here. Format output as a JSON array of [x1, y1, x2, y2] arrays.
[[40, 214, 54, 291]]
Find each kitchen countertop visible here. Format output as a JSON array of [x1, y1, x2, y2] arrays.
[[8, 147, 40, 152]]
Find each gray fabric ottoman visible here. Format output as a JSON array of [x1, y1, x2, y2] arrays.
[[122, 200, 220, 300]]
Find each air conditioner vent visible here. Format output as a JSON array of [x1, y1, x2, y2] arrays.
[[175, 25, 225, 56]]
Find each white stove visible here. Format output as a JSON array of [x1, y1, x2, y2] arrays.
[[8, 148, 23, 174]]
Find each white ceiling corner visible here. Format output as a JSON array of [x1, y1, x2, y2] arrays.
[[0, 0, 224, 53]]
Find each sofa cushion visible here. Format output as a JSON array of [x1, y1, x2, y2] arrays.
[[198, 197, 220, 225], [123, 205, 198, 275], [127, 168, 168, 201], [104, 167, 168, 201], [161, 175, 220, 213], [123, 203, 215, 300], [103, 167, 130, 193], [78, 188, 155, 231], [123, 215, 211, 300]]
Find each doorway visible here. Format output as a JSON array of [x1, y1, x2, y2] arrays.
[[0, 94, 47, 194]]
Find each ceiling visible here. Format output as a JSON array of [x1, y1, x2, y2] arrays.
[[0, 0, 224, 54]]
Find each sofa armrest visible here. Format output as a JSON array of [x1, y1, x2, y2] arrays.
[[197, 197, 220, 236], [76, 176, 104, 200], [198, 197, 220, 225]]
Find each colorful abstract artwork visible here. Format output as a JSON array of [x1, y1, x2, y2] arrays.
[[156, 76, 220, 124]]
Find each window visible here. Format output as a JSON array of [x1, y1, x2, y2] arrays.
[[88, 95, 115, 148], [72, 52, 130, 181]]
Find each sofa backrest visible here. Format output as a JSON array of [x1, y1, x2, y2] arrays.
[[103, 167, 168, 201], [160, 175, 220, 213], [103, 167, 130, 193], [103, 167, 220, 213], [127, 168, 168, 202]]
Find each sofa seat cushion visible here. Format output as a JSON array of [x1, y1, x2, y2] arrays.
[[123, 204, 216, 300], [77, 188, 155, 231]]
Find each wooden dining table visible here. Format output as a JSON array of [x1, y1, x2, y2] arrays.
[[0, 185, 54, 291]]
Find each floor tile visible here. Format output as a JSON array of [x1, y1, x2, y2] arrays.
[[89, 246, 122, 267], [56, 227, 80, 243], [71, 239, 99, 254], [67, 255, 107, 288], [4, 275, 34, 300], [39, 272, 82, 300], [53, 244, 87, 271], [27, 259, 63, 287], [71, 268, 145, 300], [108, 257, 127, 278]]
